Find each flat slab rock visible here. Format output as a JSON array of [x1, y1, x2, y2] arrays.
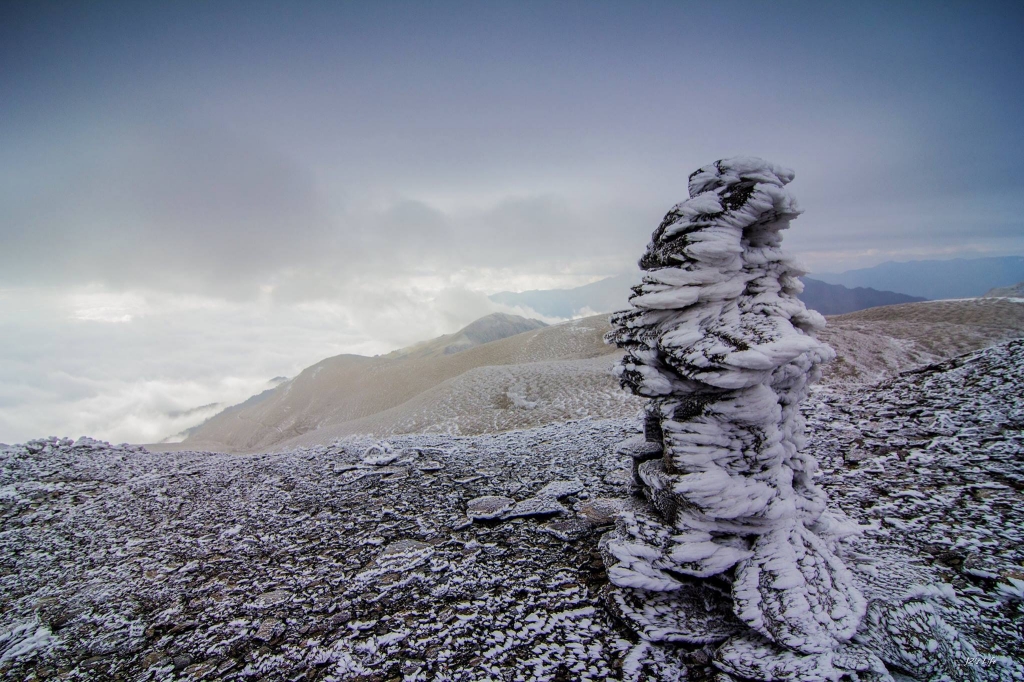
[[537, 478, 585, 498], [503, 496, 566, 519], [466, 495, 515, 520], [577, 497, 625, 526]]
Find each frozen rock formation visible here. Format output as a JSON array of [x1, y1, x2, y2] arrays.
[[601, 157, 982, 680]]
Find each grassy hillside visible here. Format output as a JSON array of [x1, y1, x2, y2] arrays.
[[182, 316, 619, 452]]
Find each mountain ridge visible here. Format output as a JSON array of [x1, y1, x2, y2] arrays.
[[799, 277, 925, 314], [385, 312, 547, 360], [813, 256, 1024, 300], [489, 273, 927, 318]]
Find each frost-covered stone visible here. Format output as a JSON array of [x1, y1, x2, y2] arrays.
[[600, 157, 960, 679], [254, 589, 291, 608], [577, 497, 624, 526], [466, 495, 515, 520], [541, 517, 592, 542], [615, 435, 663, 460], [502, 496, 565, 519], [732, 522, 865, 654], [416, 460, 444, 472], [856, 597, 980, 681], [0, 371, 1019, 681], [715, 632, 893, 682], [253, 618, 284, 642], [536, 479, 584, 499], [361, 442, 398, 465], [602, 582, 743, 644]]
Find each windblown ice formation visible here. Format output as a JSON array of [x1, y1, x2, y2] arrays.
[[600, 158, 982, 680]]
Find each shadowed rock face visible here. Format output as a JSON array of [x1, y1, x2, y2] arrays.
[[601, 157, 984, 680]]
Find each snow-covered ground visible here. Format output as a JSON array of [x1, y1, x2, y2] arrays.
[[2, 340, 1023, 680]]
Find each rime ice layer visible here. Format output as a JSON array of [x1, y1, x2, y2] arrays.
[[601, 157, 984, 680]]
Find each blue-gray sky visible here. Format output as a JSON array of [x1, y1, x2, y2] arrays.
[[2, 1, 1023, 443]]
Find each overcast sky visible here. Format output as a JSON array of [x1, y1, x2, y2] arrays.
[[2, 1, 1023, 444]]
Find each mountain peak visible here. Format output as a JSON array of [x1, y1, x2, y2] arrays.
[[456, 313, 548, 347], [386, 312, 547, 360]]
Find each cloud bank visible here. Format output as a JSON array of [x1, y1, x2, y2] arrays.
[[2, 1, 1022, 442]]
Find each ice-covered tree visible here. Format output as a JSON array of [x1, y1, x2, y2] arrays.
[[601, 157, 983, 681]]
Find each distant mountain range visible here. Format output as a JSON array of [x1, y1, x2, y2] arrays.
[[162, 257, 1024, 451], [489, 273, 637, 319], [813, 256, 1024, 300], [489, 274, 923, 317], [798, 278, 925, 315]]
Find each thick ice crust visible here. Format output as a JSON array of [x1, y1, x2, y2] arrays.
[[732, 522, 866, 654], [600, 157, 982, 681]]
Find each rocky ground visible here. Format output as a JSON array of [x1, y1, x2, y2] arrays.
[[2, 341, 1023, 681]]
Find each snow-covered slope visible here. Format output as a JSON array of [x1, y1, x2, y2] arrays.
[[2, 339, 1022, 680], [272, 355, 644, 450], [982, 281, 1024, 298]]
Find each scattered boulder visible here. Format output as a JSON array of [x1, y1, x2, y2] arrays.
[[541, 518, 591, 542], [253, 618, 283, 642], [254, 590, 291, 608], [416, 461, 443, 472]]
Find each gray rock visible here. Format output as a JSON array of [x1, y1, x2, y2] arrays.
[[466, 496, 515, 520], [253, 618, 283, 642], [577, 497, 624, 526], [254, 589, 291, 608], [615, 435, 663, 460], [502, 497, 565, 520], [417, 460, 444, 472], [362, 443, 398, 466], [603, 468, 631, 486], [380, 539, 432, 557], [541, 517, 591, 542], [537, 479, 584, 499]]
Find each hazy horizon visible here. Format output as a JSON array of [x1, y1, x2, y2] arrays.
[[2, 1, 1023, 444]]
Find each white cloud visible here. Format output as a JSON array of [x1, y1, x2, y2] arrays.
[[0, 279, 566, 444]]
